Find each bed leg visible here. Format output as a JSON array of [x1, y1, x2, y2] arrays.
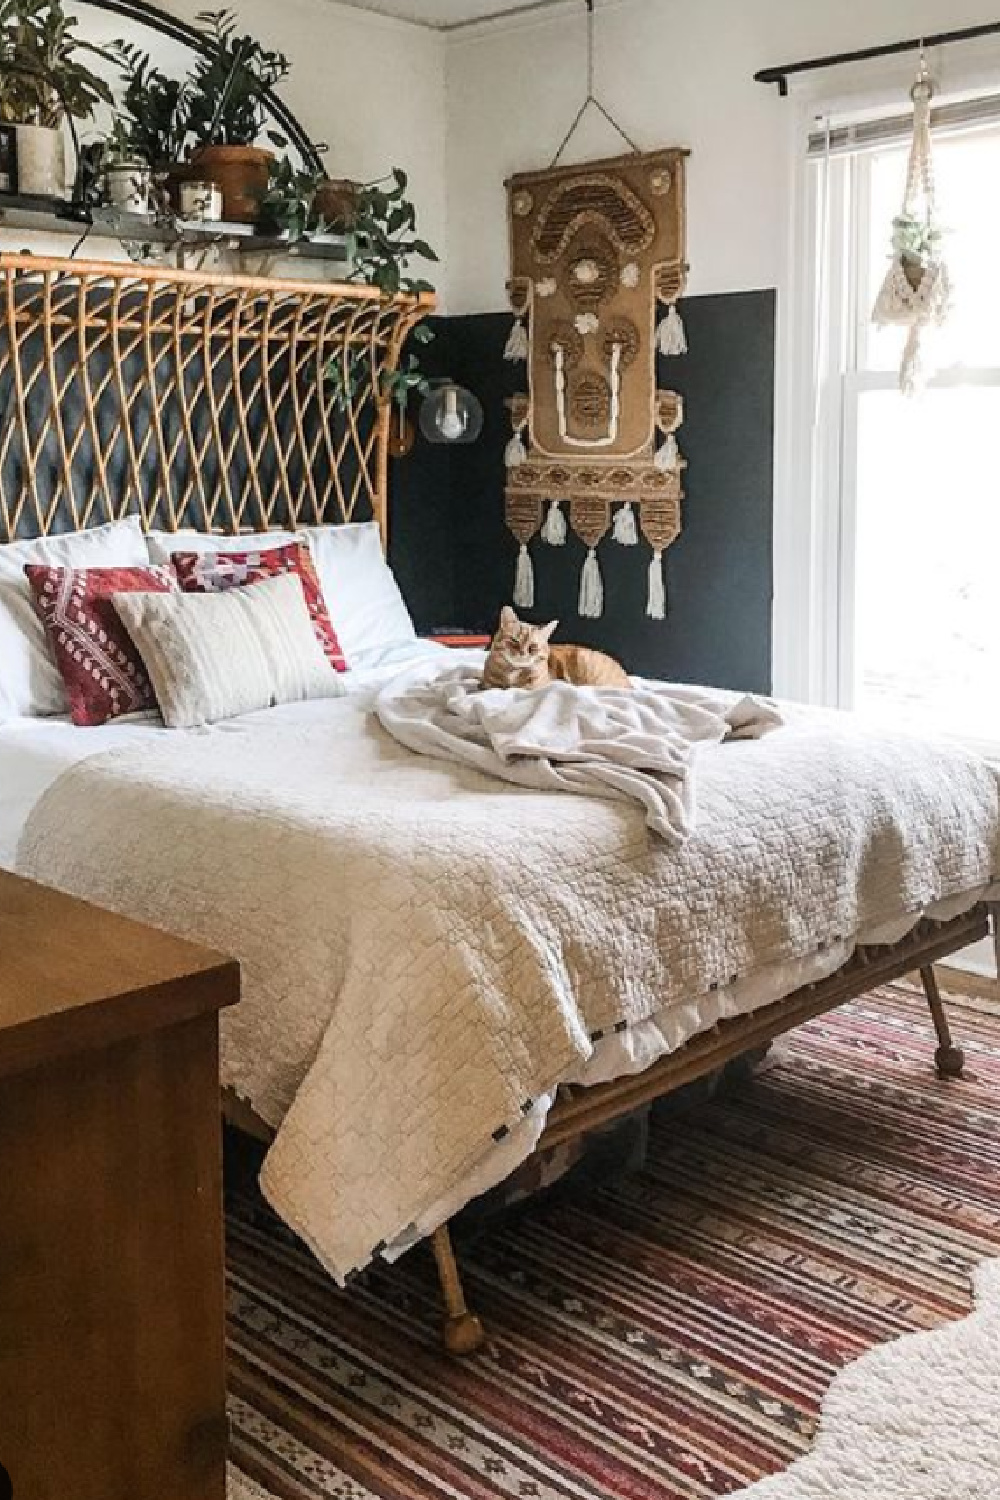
[[431, 1223, 486, 1356], [920, 964, 966, 1078]]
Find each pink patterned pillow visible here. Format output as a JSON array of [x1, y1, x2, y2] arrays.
[[25, 564, 176, 727], [171, 542, 346, 673]]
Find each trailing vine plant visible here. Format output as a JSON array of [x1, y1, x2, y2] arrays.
[[318, 166, 438, 417]]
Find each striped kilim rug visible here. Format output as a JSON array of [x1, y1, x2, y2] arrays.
[[225, 982, 1000, 1500]]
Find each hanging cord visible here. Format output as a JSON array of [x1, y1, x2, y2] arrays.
[[550, 0, 641, 166], [904, 49, 936, 218]]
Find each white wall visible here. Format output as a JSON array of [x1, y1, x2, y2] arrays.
[[444, 0, 1000, 314], [0, 0, 449, 304], [161, 0, 448, 281]]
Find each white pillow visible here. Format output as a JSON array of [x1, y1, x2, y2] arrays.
[[114, 572, 339, 728], [299, 523, 416, 666], [0, 516, 148, 722], [145, 527, 295, 566]]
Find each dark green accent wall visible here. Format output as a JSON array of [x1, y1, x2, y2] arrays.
[[390, 289, 776, 693]]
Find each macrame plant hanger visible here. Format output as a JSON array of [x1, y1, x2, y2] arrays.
[[872, 48, 951, 394]]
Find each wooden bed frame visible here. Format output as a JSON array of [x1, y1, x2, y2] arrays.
[[1, 254, 991, 1358], [224, 903, 990, 1356]]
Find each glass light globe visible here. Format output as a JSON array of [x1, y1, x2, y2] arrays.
[[419, 383, 484, 445]]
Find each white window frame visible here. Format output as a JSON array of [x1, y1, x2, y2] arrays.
[[773, 46, 1000, 717]]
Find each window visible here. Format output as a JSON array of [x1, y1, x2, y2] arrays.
[[792, 98, 1000, 756]]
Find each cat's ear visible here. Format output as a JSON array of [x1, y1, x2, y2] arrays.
[[500, 605, 518, 631], [540, 619, 559, 644]]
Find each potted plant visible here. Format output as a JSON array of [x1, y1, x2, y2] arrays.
[[96, 115, 153, 214], [260, 156, 326, 242], [262, 157, 363, 245], [108, 40, 192, 174], [891, 211, 944, 293], [183, 8, 288, 223], [0, 0, 112, 198]]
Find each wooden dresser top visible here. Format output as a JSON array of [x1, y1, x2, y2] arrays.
[[0, 871, 239, 1078]]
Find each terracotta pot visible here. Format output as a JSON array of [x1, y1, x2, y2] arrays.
[[314, 176, 358, 232], [188, 144, 274, 225]]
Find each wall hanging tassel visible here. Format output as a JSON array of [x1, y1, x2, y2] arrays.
[[654, 434, 680, 473], [578, 547, 604, 618], [647, 550, 666, 619], [505, 429, 528, 468], [612, 501, 638, 545], [656, 303, 687, 357], [504, 316, 530, 362], [513, 542, 535, 608], [541, 499, 567, 545], [640, 497, 678, 621]]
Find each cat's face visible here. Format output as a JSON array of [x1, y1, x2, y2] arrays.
[[490, 607, 558, 688]]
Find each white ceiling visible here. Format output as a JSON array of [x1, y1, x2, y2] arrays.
[[333, 0, 567, 31]]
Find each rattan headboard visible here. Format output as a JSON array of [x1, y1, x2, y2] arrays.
[[0, 255, 433, 546]]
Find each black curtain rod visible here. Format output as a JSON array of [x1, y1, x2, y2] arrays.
[[755, 20, 1000, 97]]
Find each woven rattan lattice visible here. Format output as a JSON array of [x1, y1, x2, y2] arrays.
[[0, 255, 433, 546]]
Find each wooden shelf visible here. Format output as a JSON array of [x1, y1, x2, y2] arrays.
[[0, 191, 350, 266]]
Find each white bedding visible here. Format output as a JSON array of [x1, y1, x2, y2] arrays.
[[4, 646, 999, 1280]]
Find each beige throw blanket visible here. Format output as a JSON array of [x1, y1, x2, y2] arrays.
[[15, 695, 1000, 1280], [376, 666, 783, 844]]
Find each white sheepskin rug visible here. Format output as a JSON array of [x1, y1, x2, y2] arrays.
[[732, 1259, 1000, 1499]]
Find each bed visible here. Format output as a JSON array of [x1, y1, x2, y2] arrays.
[[1, 255, 997, 1357]]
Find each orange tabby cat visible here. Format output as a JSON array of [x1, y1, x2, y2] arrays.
[[483, 606, 630, 690]]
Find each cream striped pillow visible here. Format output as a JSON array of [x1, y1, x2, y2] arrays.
[[114, 573, 339, 728]]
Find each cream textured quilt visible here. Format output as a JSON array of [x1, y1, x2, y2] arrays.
[[15, 686, 1000, 1280]]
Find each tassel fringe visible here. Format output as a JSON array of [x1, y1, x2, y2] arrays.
[[647, 550, 666, 619], [901, 327, 925, 397], [505, 432, 527, 468], [613, 502, 638, 546], [578, 547, 604, 618], [656, 304, 687, 358], [541, 500, 567, 546], [513, 543, 534, 608], [504, 318, 529, 362], [654, 435, 680, 473]]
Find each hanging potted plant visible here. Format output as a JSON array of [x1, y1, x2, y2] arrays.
[[891, 211, 944, 293], [0, 0, 113, 199], [183, 8, 288, 223]]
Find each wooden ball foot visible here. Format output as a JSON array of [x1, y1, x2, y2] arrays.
[[935, 1043, 966, 1079], [443, 1312, 486, 1357]]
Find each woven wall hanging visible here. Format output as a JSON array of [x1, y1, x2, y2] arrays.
[[503, 146, 689, 619]]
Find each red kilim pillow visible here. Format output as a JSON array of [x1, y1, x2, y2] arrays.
[[171, 542, 346, 673], [25, 564, 176, 727]]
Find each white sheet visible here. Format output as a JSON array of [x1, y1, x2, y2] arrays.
[[0, 639, 455, 868]]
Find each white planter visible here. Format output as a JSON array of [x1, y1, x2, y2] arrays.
[[15, 124, 66, 198], [104, 162, 153, 215]]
